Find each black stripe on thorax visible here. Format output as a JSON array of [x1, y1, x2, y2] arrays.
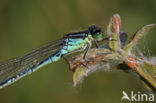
[[64, 30, 89, 39]]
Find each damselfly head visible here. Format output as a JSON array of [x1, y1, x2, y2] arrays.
[[88, 25, 103, 41]]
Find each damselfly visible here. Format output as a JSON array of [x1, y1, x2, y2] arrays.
[[0, 25, 103, 89]]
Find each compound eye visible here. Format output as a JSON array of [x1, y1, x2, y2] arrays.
[[96, 29, 102, 34], [88, 25, 102, 35]]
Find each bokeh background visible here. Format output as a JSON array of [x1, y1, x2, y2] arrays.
[[0, 0, 156, 103]]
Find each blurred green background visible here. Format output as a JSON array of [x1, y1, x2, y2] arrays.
[[0, 0, 156, 103]]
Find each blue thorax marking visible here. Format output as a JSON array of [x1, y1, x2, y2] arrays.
[[49, 34, 88, 62]]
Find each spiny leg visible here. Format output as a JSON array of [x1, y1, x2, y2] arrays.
[[62, 56, 73, 71], [83, 43, 91, 60], [93, 40, 99, 48]]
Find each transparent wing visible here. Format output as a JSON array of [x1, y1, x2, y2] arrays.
[[0, 39, 64, 86]]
